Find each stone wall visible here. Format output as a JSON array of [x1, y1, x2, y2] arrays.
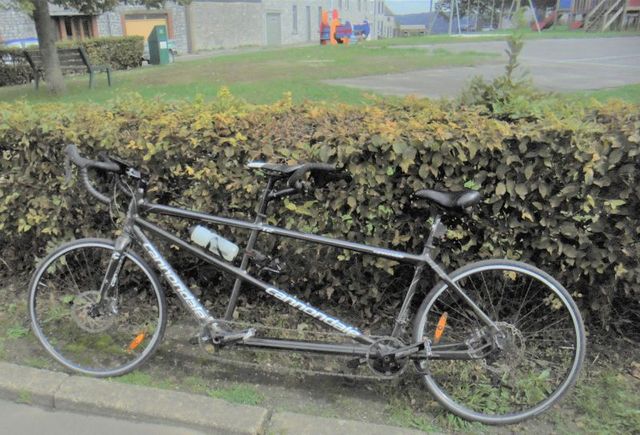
[[0, 1, 188, 54], [187, 0, 380, 50], [188, 1, 264, 51], [96, 4, 189, 54], [0, 0, 392, 54], [0, 1, 37, 42]]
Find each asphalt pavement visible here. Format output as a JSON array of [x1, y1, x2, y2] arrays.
[[326, 36, 640, 98]]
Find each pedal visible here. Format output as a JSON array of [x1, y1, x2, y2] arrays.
[[210, 327, 256, 345]]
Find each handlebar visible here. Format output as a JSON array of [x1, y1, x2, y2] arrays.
[[65, 144, 123, 204], [66, 145, 347, 206], [66, 144, 121, 172], [287, 163, 340, 189]]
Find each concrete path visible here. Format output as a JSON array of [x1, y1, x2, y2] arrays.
[[0, 398, 204, 435], [0, 362, 424, 435], [326, 37, 640, 98]]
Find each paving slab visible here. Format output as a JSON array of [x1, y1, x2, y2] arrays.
[[54, 376, 269, 434], [0, 361, 68, 408], [269, 411, 429, 435], [327, 37, 640, 98]]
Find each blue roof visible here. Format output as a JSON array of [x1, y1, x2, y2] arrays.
[[395, 13, 428, 26], [396, 12, 473, 34], [1, 38, 39, 48]]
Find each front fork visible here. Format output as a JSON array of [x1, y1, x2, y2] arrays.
[[96, 234, 132, 313]]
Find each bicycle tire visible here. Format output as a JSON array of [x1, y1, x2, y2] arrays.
[[413, 259, 586, 424], [29, 238, 167, 377]]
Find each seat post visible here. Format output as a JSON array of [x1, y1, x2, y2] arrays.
[[425, 214, 445, 251], [223, 177, 274, 320]]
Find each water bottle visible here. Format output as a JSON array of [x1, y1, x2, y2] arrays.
[[190, 225, 239, 262]]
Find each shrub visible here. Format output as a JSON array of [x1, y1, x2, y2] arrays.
[[0, 93, 638, 329], [57, 36, 144, 70], [0, 36, 144, 87], [0, 48, 32, 87]]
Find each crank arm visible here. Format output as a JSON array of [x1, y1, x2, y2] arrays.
[[381, 340, 430, 359]]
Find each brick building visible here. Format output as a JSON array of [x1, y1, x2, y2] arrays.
[[0, 0, 394, 54]]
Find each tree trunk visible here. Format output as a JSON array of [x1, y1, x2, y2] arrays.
[[31, 0, 65, 94]]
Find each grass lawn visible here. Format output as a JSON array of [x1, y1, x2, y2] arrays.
[[0, 44, 497, 105], [1, 32, 638, 106], [368, 28, 640, 47], [570, 83, 640, 104]]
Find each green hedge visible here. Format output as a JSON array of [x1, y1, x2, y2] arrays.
[[0, 36, 144, 87], [57, 36, 144, 70], [0, 48, 32, 87], [0, 93, 638, 327]]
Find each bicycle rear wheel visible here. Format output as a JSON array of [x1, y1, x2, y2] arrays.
[[413, 259, 585, 424], [29, 238, 167, 377]]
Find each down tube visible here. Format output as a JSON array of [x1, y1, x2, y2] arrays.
[[133, 218, 375, 346]]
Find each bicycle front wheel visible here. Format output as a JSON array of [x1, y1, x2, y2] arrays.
[[29, 238, 167, 377], [413, 259, 585, 425]]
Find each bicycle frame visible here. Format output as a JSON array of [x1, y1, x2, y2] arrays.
[[102, 182, 499, 361]]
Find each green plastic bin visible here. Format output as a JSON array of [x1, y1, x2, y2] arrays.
[[148, 25, 170, 65]]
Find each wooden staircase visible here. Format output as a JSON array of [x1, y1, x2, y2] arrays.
[[583, 0, 626, 31]]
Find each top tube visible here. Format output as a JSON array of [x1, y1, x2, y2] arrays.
[[139, 201, 428, 264]]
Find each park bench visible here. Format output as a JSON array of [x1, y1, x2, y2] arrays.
[[23, 47, 112, 89]]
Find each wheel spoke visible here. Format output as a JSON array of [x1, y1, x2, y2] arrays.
[[29, 241, 165, 377], [415, 261, 584, 423]]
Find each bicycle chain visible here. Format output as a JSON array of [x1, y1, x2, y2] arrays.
[[192, 318, 411, 381]]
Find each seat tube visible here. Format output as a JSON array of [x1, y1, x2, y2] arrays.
[[223, 178, 274, 320], [391, 244, 430, 337]]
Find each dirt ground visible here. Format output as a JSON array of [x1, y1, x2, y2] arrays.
[[1, 274, 638, 434]]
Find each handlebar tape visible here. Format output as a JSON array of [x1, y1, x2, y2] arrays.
[[65, 144, 119, 205], [65, 144, 121, 173]]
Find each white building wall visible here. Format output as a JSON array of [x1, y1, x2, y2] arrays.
[[0, 0, 393, 53]]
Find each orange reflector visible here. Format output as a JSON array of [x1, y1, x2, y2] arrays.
[[128, 332, 146, 351], [434, 312, 448, 344]]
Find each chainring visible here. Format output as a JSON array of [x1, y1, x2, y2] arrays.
[[366, 336, 408, 378]]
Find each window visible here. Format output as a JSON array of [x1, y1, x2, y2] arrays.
[[346, 0, 350, 10], [339, 0, 343, 10], [54, 16, 95, 40], [358, 0, 362, 11], [292, 5, 298, 34]]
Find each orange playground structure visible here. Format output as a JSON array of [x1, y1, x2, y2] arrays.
[[319, 9, 370, 45]]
